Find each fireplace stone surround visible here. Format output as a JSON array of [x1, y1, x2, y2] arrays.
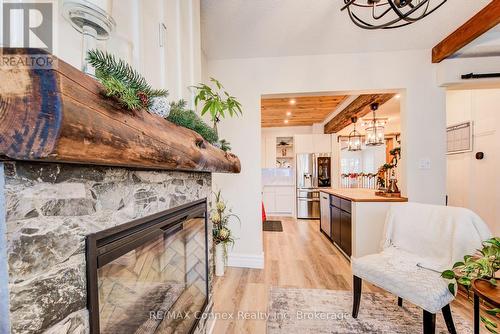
[[0, 161, 214, 334]]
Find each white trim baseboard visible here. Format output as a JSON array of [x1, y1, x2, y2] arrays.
[[227, 252, 265, 269]]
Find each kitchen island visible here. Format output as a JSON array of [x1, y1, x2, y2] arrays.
[[319, 188, 408, 259]]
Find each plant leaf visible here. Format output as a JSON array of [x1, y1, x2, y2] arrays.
[[442, 270, 455, 280], [448, 283, 456, 295]]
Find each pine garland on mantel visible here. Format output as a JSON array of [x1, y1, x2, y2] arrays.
[[86, 49, 168, 110], [86, 49, 233, 151]]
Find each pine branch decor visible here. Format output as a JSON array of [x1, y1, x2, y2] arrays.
[[167, 100, 219, 144], [86, 49, 168, 110]]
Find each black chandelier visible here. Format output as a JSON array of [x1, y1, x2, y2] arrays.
[[341, 0, 447, 29]]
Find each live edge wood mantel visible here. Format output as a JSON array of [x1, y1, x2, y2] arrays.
[[0, 48, 241, 173]]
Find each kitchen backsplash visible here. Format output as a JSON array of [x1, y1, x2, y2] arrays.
[[262, 168, 294, 186]]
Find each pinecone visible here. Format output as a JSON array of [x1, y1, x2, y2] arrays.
[[137, 91, 149, 107]]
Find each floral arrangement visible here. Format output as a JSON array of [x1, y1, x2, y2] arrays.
[[211, 190, 239, 262]]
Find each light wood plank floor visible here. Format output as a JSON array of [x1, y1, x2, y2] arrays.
[[212, 217, 481, 334]]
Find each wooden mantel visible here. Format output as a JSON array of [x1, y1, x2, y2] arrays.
[[0, 48, 241, 173]]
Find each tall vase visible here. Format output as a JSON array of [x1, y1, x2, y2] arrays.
[[215, 243, 225, 277]]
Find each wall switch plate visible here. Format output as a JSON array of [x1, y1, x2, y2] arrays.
[[418, 158, 431, 170]]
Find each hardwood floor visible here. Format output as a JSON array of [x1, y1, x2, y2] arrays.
[[212, 216, 480, 334]]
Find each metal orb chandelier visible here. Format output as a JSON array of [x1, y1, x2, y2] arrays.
[[341, 0, 447, 29]]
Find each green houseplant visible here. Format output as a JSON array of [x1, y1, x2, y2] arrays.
[[193, 77, 243, 135], [211, 190, 239, 276], [442, 237, 500, 333]]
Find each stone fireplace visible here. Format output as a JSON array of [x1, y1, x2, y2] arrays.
[[0, 161, 213, 334]]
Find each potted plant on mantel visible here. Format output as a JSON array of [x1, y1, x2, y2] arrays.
[[192, 77, 243, 136], [442, 237, 500, 333], [211, 190, 239, 277]]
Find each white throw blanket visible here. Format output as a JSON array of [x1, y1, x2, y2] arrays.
[[381, 202, 492, 272]]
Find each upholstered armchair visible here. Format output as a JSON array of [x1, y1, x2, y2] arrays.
[[351, 203, 491, 334]]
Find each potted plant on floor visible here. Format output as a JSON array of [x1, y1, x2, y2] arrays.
[[211, 190, 239, 276], [442, 237, 500, 333]]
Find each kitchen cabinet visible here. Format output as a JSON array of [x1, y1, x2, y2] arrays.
[[313, 134, 332, 153], [264, 137, 277, 168], [320, 193, 331, 238], [261, 135, 277, 168], [331, 205, 341, 246], [329, 194, 352, 257], [320, 189, 408, 258], [294, 134, 331, 154], [262, 186, 294, 216]]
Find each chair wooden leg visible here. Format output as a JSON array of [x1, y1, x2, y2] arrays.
[[398, 297, 403, 307], [352, 275, 362, 318], [423, 310, 436, 334], [442, 304, 457, 334], [474, 293, 480, 334]]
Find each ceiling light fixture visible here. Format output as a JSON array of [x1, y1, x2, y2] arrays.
[[286, 111, 292, 116], [341, 0, 447, 30], [289, 99, 296, 105], [348, 117, 362, 151], [284, 119, 289, 124], [395, 94, 401, 99], [365, 103, 385, 146]]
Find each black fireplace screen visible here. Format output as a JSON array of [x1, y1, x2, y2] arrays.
[[86, 199, 209, 334]]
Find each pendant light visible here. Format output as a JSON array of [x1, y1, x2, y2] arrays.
[[341, 0, 447, 30], [365, 103, 385, 146], [348, 117, 362, 151]]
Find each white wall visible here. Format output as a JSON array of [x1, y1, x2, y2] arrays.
[[208, 49, 447, 266], [446, 89, 500, 236], [54, 0, 201, 105]]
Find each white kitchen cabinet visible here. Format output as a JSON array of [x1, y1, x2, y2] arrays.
[[262, 188, 276, 212], [263, 186, 294, 216], [294, 135, 313, 153], [294, 134, 331, 153], [264, 136, 277, 168], [313, 134, 332, 153]]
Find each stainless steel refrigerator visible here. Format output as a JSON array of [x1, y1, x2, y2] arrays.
[[296, 153, 331, 219]]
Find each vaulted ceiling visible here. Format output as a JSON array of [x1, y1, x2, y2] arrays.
[[201, 0, 490, 60], [261, 95, 347, 127]]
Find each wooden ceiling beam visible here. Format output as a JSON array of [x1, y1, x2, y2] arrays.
[[432, 1, 500, 63], [324, 94, 395, 134]]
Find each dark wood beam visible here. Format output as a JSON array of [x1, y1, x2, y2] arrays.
[[432, 1, 500, 63], [324, 94, 395, 134], [0, 48, 241, 173]]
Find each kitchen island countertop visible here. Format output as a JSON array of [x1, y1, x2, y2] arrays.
[[320, 188, 408, 203]]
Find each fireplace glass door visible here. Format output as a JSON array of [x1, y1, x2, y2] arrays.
[[87, 200, 208, 334]]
